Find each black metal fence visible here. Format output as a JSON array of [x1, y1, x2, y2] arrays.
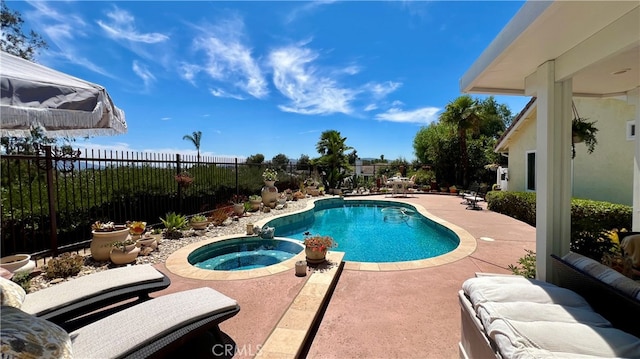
[[0, 146, 315, 258]]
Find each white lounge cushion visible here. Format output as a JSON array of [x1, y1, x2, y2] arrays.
[[70, 287, 238, 358], [463, 276, 591, 308], [22, 264, 165, 316], [488, 319, 640, 359], [476, 301, 610, 329]]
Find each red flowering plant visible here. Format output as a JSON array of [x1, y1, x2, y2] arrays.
[[174, 172, 193, 187], [302, 232, 337, 252]]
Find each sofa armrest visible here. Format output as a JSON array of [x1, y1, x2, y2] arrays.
[[551, 254, 640, 338]]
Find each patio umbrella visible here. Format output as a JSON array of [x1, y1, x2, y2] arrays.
[[0, 51, 127, 137]]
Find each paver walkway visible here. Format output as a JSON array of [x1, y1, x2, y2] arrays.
[[154, 194, 536, 358]]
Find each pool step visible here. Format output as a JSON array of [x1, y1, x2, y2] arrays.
[[256, 251, 344, 358]]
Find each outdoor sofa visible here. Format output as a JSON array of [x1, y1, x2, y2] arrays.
[[1, 287, 240, 358], [1, 264, 170, 328], [458, 252, 640, 358]]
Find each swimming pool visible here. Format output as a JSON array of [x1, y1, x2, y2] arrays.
[[188, 237, 304, 271], [265, 198, 460, 262]]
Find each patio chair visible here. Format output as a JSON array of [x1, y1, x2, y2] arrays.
[[464, 187, 486, 210], [1, 287, 240, 359], [1, 264, 170, 327]]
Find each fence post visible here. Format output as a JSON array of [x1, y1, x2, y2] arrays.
[[44, 146, 58, 256], [235, 158, 239, 197], [176, 154, 182, 212]]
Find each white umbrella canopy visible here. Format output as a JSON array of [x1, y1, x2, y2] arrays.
[[0, 51, 127, 137]]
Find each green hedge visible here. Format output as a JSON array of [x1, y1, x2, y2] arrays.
[[486, 191, 633, 261]]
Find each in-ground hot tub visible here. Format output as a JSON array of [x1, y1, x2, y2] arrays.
[[188, 237, 304, 271]]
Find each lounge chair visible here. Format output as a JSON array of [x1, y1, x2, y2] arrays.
[[1, 264, 170, 327], [1, 287, 240, 359]]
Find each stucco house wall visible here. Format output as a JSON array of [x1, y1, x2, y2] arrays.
[[500, 98, 634, 206], [503, 107, 537, 193], [571, 98, 635, 205]]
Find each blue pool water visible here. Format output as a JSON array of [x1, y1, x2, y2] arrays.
[[269, 200, 459, 262], [188, 238, 303, 271]]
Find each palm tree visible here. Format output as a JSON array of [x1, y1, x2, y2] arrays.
[[315, 130, 353, 190], [439, 95, 481, 187], [182, 131, 202, 164]]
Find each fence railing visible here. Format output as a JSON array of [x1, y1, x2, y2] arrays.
[[0, 147, 315, 258], [1, 147, 398, 258]]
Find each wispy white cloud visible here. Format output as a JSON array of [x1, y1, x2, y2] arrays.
[[23, 1, 113, 76], [285, 0, 337, 24], [375, 106, 440, 124], [364, 104, 378, 112], [179, 63, 202, 86], [193, 16, 268, 99], [269, 45, 355, 115], [210, 88, 245, 100], [97, 6, 168, 43], [365, 81, 402, 99], [161, 117, 171, 121], [132, 60, 156, 91]]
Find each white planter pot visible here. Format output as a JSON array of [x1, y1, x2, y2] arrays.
[[0, 254, 31, 272], [90, 227, 130, 261]]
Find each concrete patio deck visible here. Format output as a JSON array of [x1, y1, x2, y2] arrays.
[[153, 194, 536, 358]]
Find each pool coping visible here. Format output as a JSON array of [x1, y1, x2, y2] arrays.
[[165, 197, 477, 280]]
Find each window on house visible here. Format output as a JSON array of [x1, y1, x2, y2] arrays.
[[526, 151, 536, 191], [627, 121, 636, 141]]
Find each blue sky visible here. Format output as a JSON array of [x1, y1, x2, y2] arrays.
[[11, 0, 530, 162]]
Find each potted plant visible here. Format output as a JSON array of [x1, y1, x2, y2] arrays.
[[449, 185, 457, 194], [303, 233, 337, 264], [190, 214, 209, 230], [262, 168, 278, 185], [160, 212, 188, 239], [249, 195, 262, 211], [90, 221, 130, 261], [230, 194, 247, 216], [127, 221, 146, 239], [109, 238, 140, 265], [572, 117, 598, 159]]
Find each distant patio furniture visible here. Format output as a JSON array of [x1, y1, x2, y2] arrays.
[[14, 264, 170, 327], [464, 188, 486, 210], [386, 176, 411, 197]]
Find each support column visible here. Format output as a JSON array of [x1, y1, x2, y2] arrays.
[[629, 88, 640, 231], [535, 61, 573, 282]]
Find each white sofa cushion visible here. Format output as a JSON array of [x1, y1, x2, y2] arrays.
[[462, 276, 591, 309], [488, 319, 640, 359]]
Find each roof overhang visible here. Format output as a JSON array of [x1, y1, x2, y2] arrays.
[[460, 1, 640, 98]]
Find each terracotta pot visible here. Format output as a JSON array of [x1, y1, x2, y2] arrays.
[[110, 247, 140, 265], [305, 247, 327, 265], [137, 237, 158, 250], [190, 220, 209, 230], [233, 203, 245, 216], [90, 227, 130, 261]]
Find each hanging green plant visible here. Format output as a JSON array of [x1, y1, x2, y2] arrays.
[[571, 102, 598, 159]]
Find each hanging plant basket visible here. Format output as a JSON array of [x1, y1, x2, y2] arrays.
[[571, 102, 598, 159]]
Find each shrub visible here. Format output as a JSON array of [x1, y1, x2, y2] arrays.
[[44, 253, 85, 279], [485, 191, 536, 226], [11, 271, 31, 292], [508, 249, 536, 279], [487, 191, 633, 261]]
